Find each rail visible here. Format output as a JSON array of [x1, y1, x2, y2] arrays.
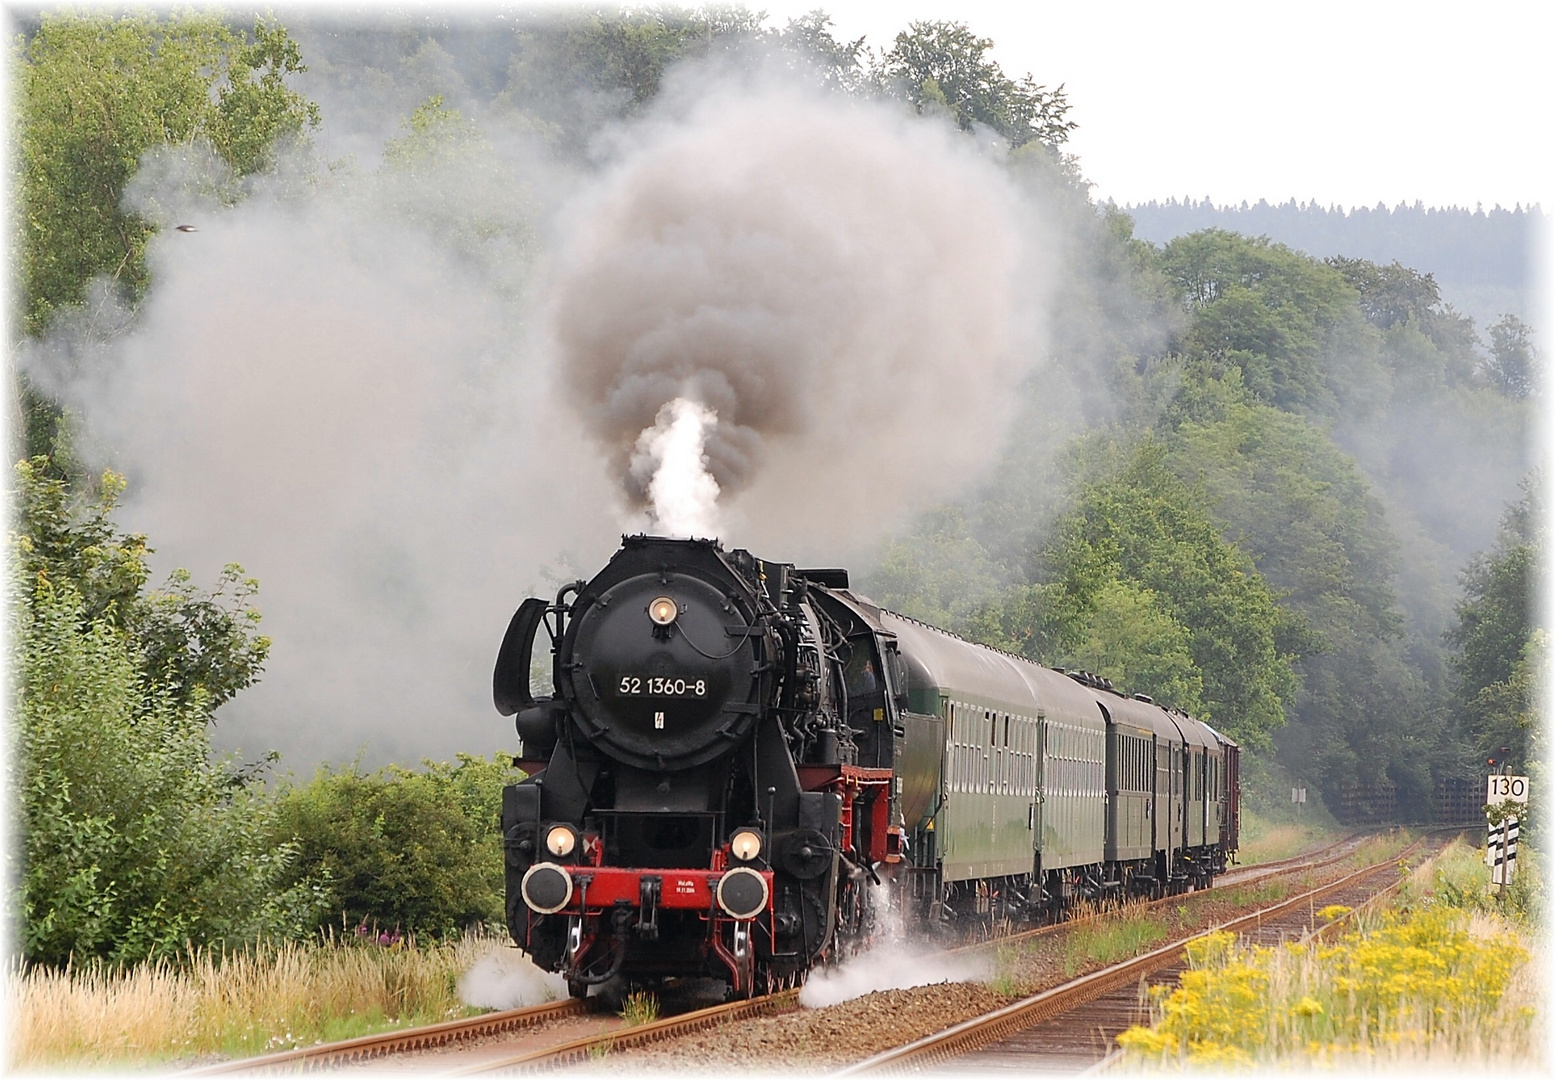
[[186, 998, 591, 1075]]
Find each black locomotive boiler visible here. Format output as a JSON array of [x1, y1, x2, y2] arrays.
[[494, 536, 1239, 997]]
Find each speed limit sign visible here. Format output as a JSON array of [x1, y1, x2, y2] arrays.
[[1486, 775, 1529, 888], [1488, 775, 1530, 804]]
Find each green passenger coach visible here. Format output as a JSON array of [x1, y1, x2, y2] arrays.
[[868, 605, 1235, 922]]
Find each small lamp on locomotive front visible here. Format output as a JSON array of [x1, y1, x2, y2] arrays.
[[729, 828, 764, 862], [648, 596, 679, 626], [545, 823, 578, 858]]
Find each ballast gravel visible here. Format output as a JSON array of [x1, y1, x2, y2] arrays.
[[614, 982, 1013, 1072]]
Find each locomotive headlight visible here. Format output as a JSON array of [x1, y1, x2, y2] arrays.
[[648, 596, 679, 626], [545, 823, 578, 858], [716, 866, 770, 919], [521, 863, 573, 914], [730, 829, 764, 862]]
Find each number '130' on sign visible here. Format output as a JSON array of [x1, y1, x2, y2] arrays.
[[1487, 775, 1529, 803]]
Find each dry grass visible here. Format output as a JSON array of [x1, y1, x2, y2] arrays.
[[10, 930, 505, 1069], [1236, 812, 1342, 865]]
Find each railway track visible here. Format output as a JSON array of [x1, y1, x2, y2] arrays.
[[187, 999, 595, 1075], [833, 838, 1431, 1076], [188, 832, 1392, 1075], [447, 989, 800, 1074], [1214, 830, 1370, 884]]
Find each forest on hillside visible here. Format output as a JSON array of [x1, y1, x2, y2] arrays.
[[11, 7, 1543, 963], [1124, 198, 1541, 332]]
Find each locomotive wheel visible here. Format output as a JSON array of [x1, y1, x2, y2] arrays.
[[567, 978, 589, 1000]]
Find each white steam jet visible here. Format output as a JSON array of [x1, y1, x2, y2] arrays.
[[629, 396, 722, 538]]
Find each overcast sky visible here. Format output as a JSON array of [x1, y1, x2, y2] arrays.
[[751, 0, 1549, 213]]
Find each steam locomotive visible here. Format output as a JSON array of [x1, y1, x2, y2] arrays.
[[495, 536, 1239, 997]]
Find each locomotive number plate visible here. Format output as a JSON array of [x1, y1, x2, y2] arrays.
[[618, 675, 708, 698]]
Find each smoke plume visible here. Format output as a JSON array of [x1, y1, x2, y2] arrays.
[[20, 134, 620, 766], [20, 51, 1053, 765], [545, 81, 1048, 559]]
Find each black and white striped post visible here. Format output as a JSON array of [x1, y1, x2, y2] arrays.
[[1486, 771, 1529, 896]]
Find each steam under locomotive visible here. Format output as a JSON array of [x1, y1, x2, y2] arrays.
[[495, 536, 1239, 997]]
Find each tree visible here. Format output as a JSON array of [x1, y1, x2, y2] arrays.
[[1027, 447, 1298, 749], [1327, 257, 1454, 335], [1157, 231, 1375, 415], [1326, 255, 1479, 392], [498, 7, 763, 154], [16, 11, 319, 337], [771, 11, 867, 94], [1484, 314, 1539, 399], [868, 505, 1014, 633], [1155, 366, 1452, 817], [1465, 630, 1542, 772], [880, 21, 1076, 148], [1059, 579, 1206, 717], [13, 459, 270, 717], [1448, 476, 1542, 766]]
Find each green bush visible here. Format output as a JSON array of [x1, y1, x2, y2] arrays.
[[269, 755, 522, 937], [13, 459, 322, 966], [15, 570, 325, 966]]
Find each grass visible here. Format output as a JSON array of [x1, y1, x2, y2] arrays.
[[1062, 905, 1170, 976], [1209, 876, 1292, 910], [1117, 839, 1543, 1069], [618, 990, 660, 1026], [9, 929, 507, 1070], [1236, 807, 1342, 865], [1399, 834, 1543, 925]]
